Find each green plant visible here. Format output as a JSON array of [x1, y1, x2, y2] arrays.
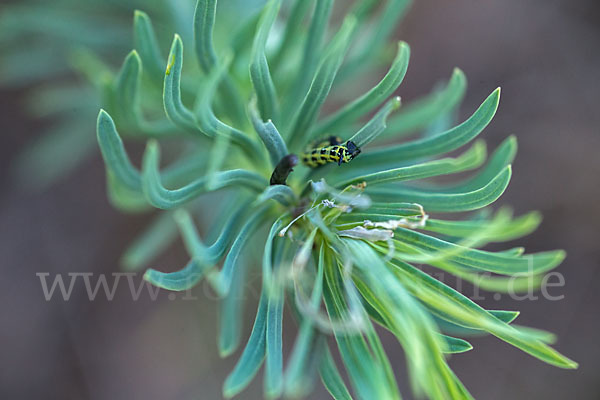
[[1, 0, 263, 188], [94, 0, 577, 398]]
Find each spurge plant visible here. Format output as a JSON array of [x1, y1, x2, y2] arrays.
[[96, 0, 577, 398]]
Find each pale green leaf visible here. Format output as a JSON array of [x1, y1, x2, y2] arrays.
[[287, 16, 357, 150], [382, 68, 467, 138], [314, 41, 410, 137]]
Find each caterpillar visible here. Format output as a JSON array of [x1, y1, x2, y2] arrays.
[[301, 136, 361, 168]]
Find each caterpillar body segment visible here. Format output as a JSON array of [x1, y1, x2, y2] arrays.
[[310, 135, 343, 149], [301, 137, 361, 168]]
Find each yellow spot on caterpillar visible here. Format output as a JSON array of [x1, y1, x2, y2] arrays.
[[166, 54, 175, 76]]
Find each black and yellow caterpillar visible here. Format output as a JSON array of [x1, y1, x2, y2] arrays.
[[301, 136, 361, 168]]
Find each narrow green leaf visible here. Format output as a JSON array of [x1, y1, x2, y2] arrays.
[[499, 247, 526, 256], [265, 280, 285, 398], [319, 346, 353, 400], [193, 0, 218, 72], [250, 0, 281, 121], [348, 240, 461, 399], [218, 255, 248, 357], [347, 0, 380, 21], [459, 269, 544, 294], [356, 88, 500, 167], [120, 211, 179, 271], [248, 100, 288, 167], [422, 101, 459, 138], [512, 325, 558, 344], [105, 170, 149, 212], [322, 250, 398, 400], [144, 259, 203, 291], [288, 16, 357, 150], [489, 310, 520, 324], [435, 317, 554, 344], [439, 334, 473, 354], [385, 257, 514, 330], [230, 11, 261, 57], [348, 96, 402, 148], [284, 245, 325, 398], [69, 47, 114, 91], [338, 0, 412, 81], [96, 109, 141, 192], [371, 0, 412, 52], [193, 53, 262, 156], [163, 34, 201, 135], [113, 50, 142, 125], [142, 202, 250, 291], [347, 202, 423, 218], [223, 289, 268, 398], [423, 208, 541, 241], [392, 227, 566, 275], [336, 140, 487, 187], [442, 135, 518, 193], [257, 185, 297, 207], [262, 216, 287, 283], [133, 10, 165, 83], [141, 140, 268, 209], [394, 262, 577, 369], [367, 166, 512, 212], [218, 209, 271, 357], [205, 134, 231, 191], [175, 203, 248, 265], [208, 204, 270, 297], [385, 258, 578, 369], [314, 41, 410, 137], [193, 0, 247, 125], [382, 68, 467, 138], [284, 0, 333, 116], [270, 0, 314, 71], [112, 50, 175, 138]]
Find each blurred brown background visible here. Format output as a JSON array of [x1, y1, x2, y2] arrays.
[[1, 0, 599, 399]]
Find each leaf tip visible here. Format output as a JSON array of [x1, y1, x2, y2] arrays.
[[97, 108, 109, 120], [398, 40, 410, 53], [452, 67, 466, 81], [565, 359, 579, 369], [491, 86, 501, 100], [219, 343, 236, 359], [554, 249, 567, 264], [222, 379, 240, 399], [146, 138, 159, 153], [527, 210, 543, 225], [143, 268, 156, 284], [133, 9, 148, 22], [128, 48, 141, 59]]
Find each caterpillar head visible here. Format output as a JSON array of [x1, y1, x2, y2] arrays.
[[338, 141, 362, 165], [345, 140, 361, 160]]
